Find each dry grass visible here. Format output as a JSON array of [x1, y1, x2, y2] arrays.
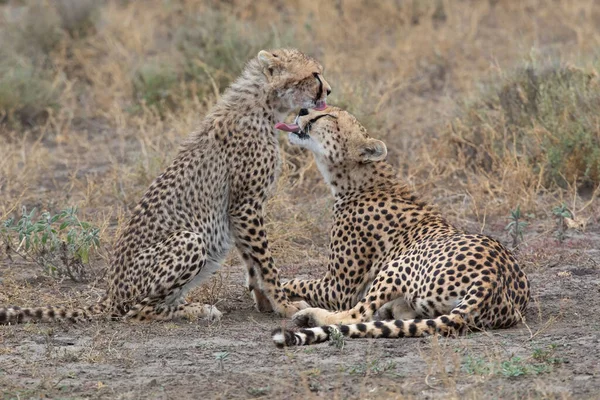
[[1, 0, 600, 398], [1, 0, 599, 259]]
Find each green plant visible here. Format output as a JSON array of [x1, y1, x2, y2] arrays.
[[499, 357, 529, 377], [552, 203, 573, 243], [328, 326, 346, 350], [1, 206, 100, 281], [347, 359, 396, 376], [462, 355, 494, 376], [462, 351, 560, 378], [505, 205, 527, 248], [214, 351, 230, 372], [532, 344, 564, 365], [247, 386, 270, 397]]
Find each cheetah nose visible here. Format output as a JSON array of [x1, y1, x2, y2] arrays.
[[327, 88, 331, 96], [298, 108, 309, 116]]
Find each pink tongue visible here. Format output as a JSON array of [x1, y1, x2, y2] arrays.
[[314, 101, 327, 111], [275, 122, 300, 132]]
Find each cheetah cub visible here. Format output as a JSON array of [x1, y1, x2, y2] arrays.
[[273, 107, 530, 346], [1, 49, 332, 324]]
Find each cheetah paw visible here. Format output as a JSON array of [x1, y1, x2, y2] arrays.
[[292, 300, 310, 311], [292, 307, 329, 328], [278, 300, 310, 318], [252, 289, 274, 313], [203, 305, 223, 322]]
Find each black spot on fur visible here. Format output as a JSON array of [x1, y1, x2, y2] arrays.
[[408, 323, 418, 336], [379, 324, 391, 338]]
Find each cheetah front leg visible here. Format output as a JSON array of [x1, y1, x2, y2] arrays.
[[282, 278, 328, 306], [231, 201, 308, 317], [293, 261, 405, 327], [282, 278, 357, 311]]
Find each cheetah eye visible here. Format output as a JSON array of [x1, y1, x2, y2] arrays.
[[313, 72, 319, 78]]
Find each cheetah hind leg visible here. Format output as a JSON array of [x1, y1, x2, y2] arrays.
[[124, 231, 224, 323], [127, 302, 222, 322], [376, 298, 418, 320]]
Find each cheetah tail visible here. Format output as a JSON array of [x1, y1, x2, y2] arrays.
[[272, 313, 467, 347], [0, 295, 110, 325]]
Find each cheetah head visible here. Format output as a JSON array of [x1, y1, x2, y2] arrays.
[[257, 49, 331, 114], [276, 107, 387, 188]]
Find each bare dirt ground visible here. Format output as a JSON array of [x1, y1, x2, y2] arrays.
[[1, 225, 599, 400]]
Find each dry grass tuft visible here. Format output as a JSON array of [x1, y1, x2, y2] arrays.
[[447, 62, 600, 190]]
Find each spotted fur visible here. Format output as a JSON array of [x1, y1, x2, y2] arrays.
[[272, 107, 530, 347], [0, 49, 332, 324]]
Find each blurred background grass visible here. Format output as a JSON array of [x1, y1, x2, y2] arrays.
[[0, 0, 599, 272]]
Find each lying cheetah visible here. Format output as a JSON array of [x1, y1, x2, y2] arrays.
[[272, 107, 530, 346], [1, 49, 332, 324]]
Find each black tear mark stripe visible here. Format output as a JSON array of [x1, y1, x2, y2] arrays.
[[305, 114, 338, 133], [314, 73, 323, 103], [308, 114, 332, 125]]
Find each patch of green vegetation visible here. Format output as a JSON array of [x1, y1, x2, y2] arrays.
[[0, 58, 61, 126], [0, 1, 97, 127], [462, 346, 563, 378], [531, 344, 565, 365], [12, 3, 65, 58], [345, 359, 397, 376], [552, 203, 573, 243], [1, 206, 100, 282], [247, 386, 270, 397], [462, 354, 495, 375], [450, 61, 600, 189], [505, 205, 527, 248], [328, 326, 346, 350], [214, 351, 230, 372]]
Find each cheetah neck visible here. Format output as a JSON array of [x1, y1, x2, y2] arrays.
[[328, 161, 415, 202], [324, 162, 398, 197]]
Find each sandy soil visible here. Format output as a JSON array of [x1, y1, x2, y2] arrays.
[[1, 225, 599, 400]]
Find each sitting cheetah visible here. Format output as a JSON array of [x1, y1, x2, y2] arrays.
[[0, 49, 332, 324], [272, 107, 530, 346]]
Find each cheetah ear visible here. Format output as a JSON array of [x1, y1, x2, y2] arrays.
[[360, 138, 387, 163], [258, 50, 281, 72]]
